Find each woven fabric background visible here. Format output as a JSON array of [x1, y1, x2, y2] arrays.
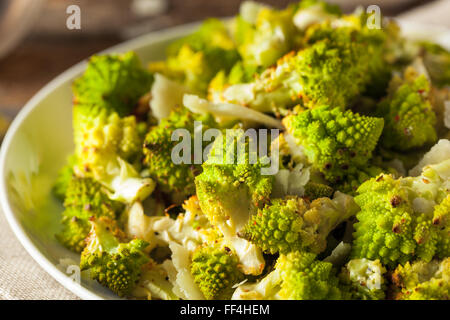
[[0, 0, 448, 300], [0, 212, 78, 299]]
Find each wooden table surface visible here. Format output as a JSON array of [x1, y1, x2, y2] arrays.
[[0, 0, 434, 118]]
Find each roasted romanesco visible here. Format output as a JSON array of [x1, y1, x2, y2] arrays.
[[56, 177, 124, 253], [391, 258, 449, 300], [190, 242, 244, 300], [240, 192, 359, 255], [151, 19, 240, 94], [52, 0, 449, 300], [80, 217, 150, 297], [351, 173, 440, 267], [283, 106, 384, 184], [377, 66, 437, 151], [143, 107, 218, 199], [72, 52, 155, 203]]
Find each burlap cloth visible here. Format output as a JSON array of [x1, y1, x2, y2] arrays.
[[0, 212, 78, 299], [0, 0, 449, 300]]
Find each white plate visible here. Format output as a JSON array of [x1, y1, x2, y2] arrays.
[[0, 21, 448, 300]]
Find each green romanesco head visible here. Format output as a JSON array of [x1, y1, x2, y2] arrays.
[[433, 195, 450, 259], [152, 19, 240, 94], [352, 174, 439, 267], [195, 127, 274, 237], [74, 110, 146, 177], [143, 107, 218, 198], [377, 67, 437, 151], [73, 52, 153, 118], [73, 108, 153, 203], [339, 258, 387, 300], [190, 242, 244, 300], [304, 11, 391, 98], [240, 192, 359, 255], [391, 258, 449, 300], [277, 251, 343, 300], [56, 177, 124, 253], [221, 28, 373, 113], [283, 107, 384, 184], [73, 55, 149, 171], [80, 217, 150, 297], [290, 31, 368, 109]]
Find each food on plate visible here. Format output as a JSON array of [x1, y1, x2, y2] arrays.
[[53, 0, 450, 300]]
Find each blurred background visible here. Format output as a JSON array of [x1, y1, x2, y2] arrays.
[[0, 0, 448, 135]]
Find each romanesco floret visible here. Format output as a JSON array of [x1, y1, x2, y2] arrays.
[[352, 174, 439, 267], [240, 192, 359, 255], [191, 242, 244, 300], [56, 177, 124, 253], [80, 217, 150, 297], [233, 3, 296, 69], [195, 127, 273, 275], [72, 52, 154, 203], [195, 127, 274, 237], [233, 251, 342, 300], [339, 258, 387, 300], [74, 110, 145, 177], [143, 107, 218, 199], [152, 19, 240, 94], [221, 33, 369, 112], [283, 107, 384, 184], [377, 66, 437, 151], [303, 11, 391, 98], [433, 195, 450, 259], [277, 251, 342, 300], [73, 52, 153, 117], [391, 258, 449, 300]]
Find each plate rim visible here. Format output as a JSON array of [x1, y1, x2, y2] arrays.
[[0, 20, 448, 300], [0, 21, 200, 300]]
